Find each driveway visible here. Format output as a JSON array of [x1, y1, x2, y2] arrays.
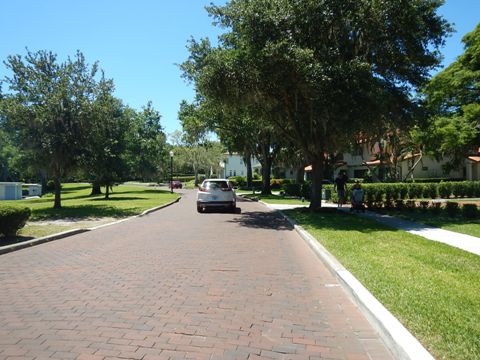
[[0, 189, 393, 360]]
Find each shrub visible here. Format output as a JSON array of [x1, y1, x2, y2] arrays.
[[302, 182, 312, 199], [0, 206, 31, 237], [228, 176, 247, 187], [395, 199, 405, 210], [46, 180, 56, 192], [445, 202, 459, 217], [462, 204, 479, 219], [424, 183, 438, 199], [419, 201, 429, 211], [405, 200, 416, 210], [438, 182, 452, 199], [465, 182, 476, 198], [270, 178, 291, 190], [283, 183, 302, 197], [430, 202, 442, 214], [473, 182, 480, 197], [399, 185, 409, 200], [365, 187, 376, 209], [385, 185, 395, 203], [408, 183, 424, 199], [451, 182, 467, 198], [374, 186, 384, 206], [252, 179, 262, 189]]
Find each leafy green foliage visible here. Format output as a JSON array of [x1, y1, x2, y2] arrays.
[[462, 204, 479, 219], [1, 50, 100, 208], [445, 202, 460, 217], [124, 102, 166, 182], [183, 0, 450, 208], [0, 206, 31, 237], [421, 23, 480, 168]]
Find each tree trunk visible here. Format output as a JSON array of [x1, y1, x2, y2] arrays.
[[53, 177, 62, 209], [40, 172, 47, 195], [194, 165, 199, 186], [105, 183, 110, 199], [91, 181, 102, 196], [244, 155, 253, 188], [309, 155, 325, 210], [296, 165, 305, 184], [261, 156, 272, 195]]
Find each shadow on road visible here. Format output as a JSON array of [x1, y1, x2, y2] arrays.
[[228, 211, 294, 231]]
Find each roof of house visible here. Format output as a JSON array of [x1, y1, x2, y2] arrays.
[[468, 156, 480, 162]]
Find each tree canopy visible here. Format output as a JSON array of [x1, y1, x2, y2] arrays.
[[422, 22, 480, 169], [182, 0, 451, 208]]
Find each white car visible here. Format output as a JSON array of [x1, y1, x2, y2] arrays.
[[196, 179, 236, 213]]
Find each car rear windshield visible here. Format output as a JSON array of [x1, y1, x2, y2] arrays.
[[204, 181, 230, 190]]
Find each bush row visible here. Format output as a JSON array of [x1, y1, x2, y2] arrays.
[[373, 200, 480, 219], [360, 181, 480, 202], [228, 176, 288, 190], [0, 206, 31, 237]]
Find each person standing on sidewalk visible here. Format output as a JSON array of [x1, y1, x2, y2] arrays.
[[334, 171, 348, 207]]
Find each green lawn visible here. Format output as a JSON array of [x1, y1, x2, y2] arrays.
[[381, 209, 480, 238], [242, 193, 310, 205], [1, 183, 179, 240], [285, 209, 480, 360]]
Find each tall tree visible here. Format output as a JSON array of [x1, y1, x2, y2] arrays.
[[1, 50, 99, 208], [422, 22, 480, 170], [125, 102, 166, 182], [81, 77, 129, 199], [183, 0, 451, 208]]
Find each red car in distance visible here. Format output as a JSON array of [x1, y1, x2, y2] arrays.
[[170, 180, 183, 189]]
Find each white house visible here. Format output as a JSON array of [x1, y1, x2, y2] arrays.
[[220, 153, 261, 178]]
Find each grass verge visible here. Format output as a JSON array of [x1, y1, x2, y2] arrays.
[[1, 183, 179, 241], [379, 209, 480, 238], [285, 209, 480, 360]]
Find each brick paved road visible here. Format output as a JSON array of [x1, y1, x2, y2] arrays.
[[0, 190, 393, 360]]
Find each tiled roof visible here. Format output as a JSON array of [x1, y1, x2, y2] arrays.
[[468, 156, 480, 162]]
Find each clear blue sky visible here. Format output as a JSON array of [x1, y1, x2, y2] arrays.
[[0, 0, 478, 137]]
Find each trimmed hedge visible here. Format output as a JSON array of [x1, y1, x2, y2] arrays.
[[462, 204, 479, 219], [283, 183, 302, 197], [0, 206, 31, 237]]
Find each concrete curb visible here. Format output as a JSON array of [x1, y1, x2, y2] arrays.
[[258, 201, 434, 360], [0, 229, 90, 255], [0, 197, 181, 255]]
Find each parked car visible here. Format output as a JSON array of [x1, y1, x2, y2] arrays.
[[196, 179, 236, 213], [170, 180, 183, 189]]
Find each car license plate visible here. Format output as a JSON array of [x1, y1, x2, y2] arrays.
[[210, 195, 218, 200]]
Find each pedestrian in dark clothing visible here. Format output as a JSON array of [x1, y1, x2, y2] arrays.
[[334, 171, 348, 207]]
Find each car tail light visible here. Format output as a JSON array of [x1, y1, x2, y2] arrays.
[[199, 187, 207, 192]]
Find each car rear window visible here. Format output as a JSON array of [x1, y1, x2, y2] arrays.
[[204, 181, 230, 190]]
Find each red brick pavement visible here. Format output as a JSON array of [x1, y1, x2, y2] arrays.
[[0, 189, 393, 360]]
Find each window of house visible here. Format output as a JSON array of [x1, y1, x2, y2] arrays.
[[229, 170, 232, 176], [234, 170, 236, 176]]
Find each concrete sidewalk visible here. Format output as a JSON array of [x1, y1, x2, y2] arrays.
[[355, 211, 480, 256]]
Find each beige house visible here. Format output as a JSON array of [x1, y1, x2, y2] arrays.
[[305, 140, 474, 181], [466, 156, 480, 181]]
